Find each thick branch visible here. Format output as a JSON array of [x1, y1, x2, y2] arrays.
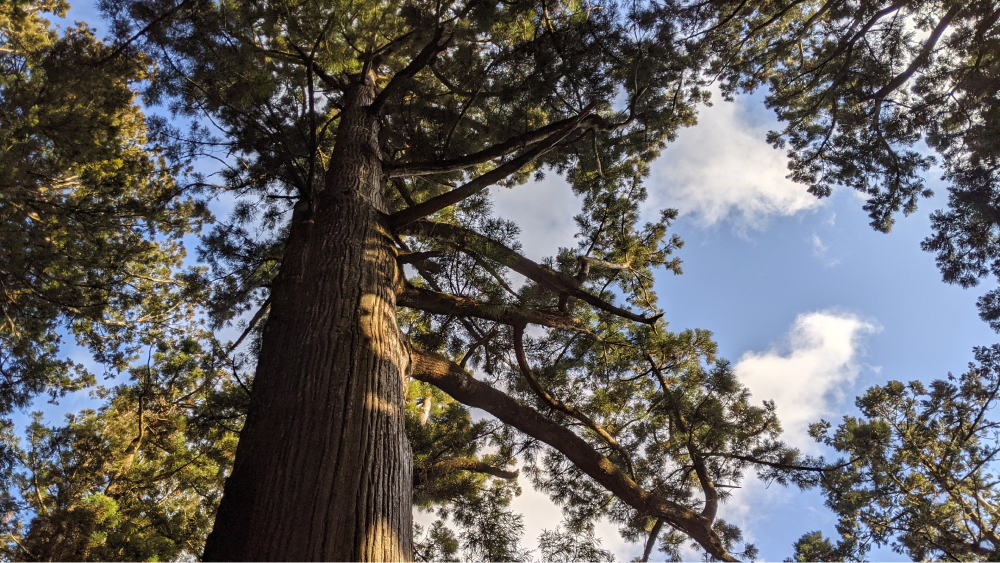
[[371, 28, 448, 114], [866, 5, 960, 110], [398, 285, 591, 333], [409, 348, 735, 561], [398, 220, 661, 324], [387, 103, 597, 178], [390, 107, 594, 227], [513, 324, 635, 476], [414, 458, 519, 489]]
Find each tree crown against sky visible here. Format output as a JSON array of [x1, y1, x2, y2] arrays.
[[1, 0, 1000, 560]]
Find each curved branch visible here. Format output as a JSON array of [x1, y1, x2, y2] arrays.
[[408, 348, 736, 561], [513, 324, 635, 477], [398, 220, 661, 324]]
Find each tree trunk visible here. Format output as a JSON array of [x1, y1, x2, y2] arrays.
[[203, 72, 413, 561]]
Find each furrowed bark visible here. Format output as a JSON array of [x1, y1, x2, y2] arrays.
[[409, 348, 736, 562], [204, 71, 412, 561]]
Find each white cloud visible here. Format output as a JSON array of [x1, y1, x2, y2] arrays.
[[491, 175, 579, 262], [735, 311, 881, 452], [649, 96, 821, 230]]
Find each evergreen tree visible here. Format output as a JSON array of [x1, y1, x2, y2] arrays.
[[0, 0, 207, 437], [0, 331, 243, 561], [810, 345, 1000, 561], [89, 0, 832, 559], [9, 0, 999, 559]]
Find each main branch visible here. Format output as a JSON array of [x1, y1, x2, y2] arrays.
[[389, 107, 594, 227], [397, 284, 591, 334]]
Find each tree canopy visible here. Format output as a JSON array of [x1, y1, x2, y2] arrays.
[[1, 0, 1000, 560]]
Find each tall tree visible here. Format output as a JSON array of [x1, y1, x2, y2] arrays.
[[96, 0, 827, 559]]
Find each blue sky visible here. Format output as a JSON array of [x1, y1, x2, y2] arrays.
[[24, 3, 1000, 561]]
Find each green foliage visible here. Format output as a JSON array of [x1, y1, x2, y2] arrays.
[[0, 331, 243, 561], [0, 0, 208, 418], [812, 344, 1000, 561], [785, 531, 845, 562], [538, 522, 616, 563]]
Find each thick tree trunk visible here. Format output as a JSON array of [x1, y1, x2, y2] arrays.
[[203, 72, 413, 561]]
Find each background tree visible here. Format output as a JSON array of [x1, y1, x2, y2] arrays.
[[809, 344, 1000, 561], [0, 0, 207, 449], [0, 331, 243, 562]]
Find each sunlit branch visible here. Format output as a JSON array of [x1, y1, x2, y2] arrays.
[[413, 458, 519, 489], [398, 285, 590, 333]]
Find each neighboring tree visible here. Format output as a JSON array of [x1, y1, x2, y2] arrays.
[[0, 0, 206, 432], [810, 344, 1000, 561], [92, 0, 834, 559], [0, 332, 243, 562], [785, 531, 846, 562]]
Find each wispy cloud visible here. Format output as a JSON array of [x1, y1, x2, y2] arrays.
[[649, 95, 822, 230], [810, 233, 841, 267], [735, 310, 881, 452]]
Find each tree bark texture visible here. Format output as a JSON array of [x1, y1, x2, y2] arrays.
[[204, 72, 413, 561]]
